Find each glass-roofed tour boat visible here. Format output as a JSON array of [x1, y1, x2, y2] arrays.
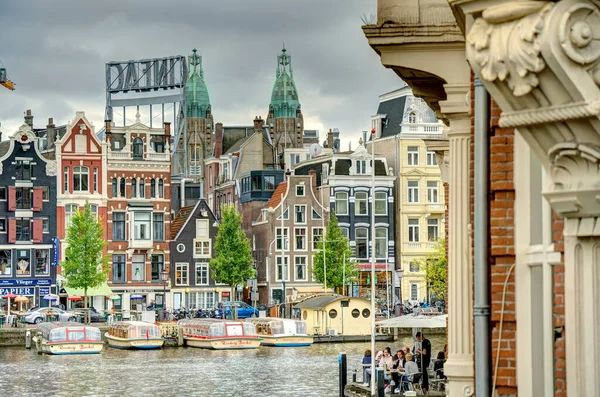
[[245, 317, 313, 347], [33, 322, 104, 355], [178, 318, 262, 350], [105, 321, 164, 349]]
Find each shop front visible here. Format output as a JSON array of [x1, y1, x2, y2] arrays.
[[171, 287, 226, 311], [0, 278, 54, 309], [353, 263, 396, 307]]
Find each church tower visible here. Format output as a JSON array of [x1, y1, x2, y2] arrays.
[[185, 48, 213, 182], [267, 46, 304, 156]]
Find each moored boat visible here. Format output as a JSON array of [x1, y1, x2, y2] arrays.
[[245, 317, 313, 347], [105, 321, 164, 349], [33, 322, 104, 355], [178, 319, 261, 350]]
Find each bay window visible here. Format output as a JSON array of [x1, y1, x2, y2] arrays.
[[134, 212, 151, 240]]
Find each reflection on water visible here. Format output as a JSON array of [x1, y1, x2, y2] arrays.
[[0, 335, 445, 397]]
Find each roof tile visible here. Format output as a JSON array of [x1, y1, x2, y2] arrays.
[[170, 205, 196, 240]]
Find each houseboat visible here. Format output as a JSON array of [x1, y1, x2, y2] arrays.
[[33, 322, 104, 355], [105, 321, 164, 349], [178, 319, 261, 350], [245, 317, 313, 347]]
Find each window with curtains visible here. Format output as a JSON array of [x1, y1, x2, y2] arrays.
[[375, 192, 387, 215], [73, 166, 89, 192], [408, 146, 419, 165], [335, 192, 348, 215], [295, 205, 306, 224], [134, 212, 151, 240], [295, 228, 306, 250], [427, 151, 436, 166], [408, 219, 420, 242], [112, 254, 126, 283], [276, 228, 289, 251], [355, 192, 368, 215], [428, 218, 439, 241], [408, 180, 419, 203], [427, 181, 438, 203], [295, 256, 307, 281], [112, 212, 125, 241]]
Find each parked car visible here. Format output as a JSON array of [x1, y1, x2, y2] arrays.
[[24, 307, 76, 324], [216, 301, 258, 319]]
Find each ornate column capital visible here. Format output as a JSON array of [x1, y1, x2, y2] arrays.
[[457, 0, 600, 218]]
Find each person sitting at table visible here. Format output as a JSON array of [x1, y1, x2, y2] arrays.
[[434, 351, 446, 379], [378, 347, 394, 370], [399, 353, 420, 392], [390, 349, 405, 390]]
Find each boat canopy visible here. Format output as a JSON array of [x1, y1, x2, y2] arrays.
[[37, 322, 102, 342], [178, 319, 256, 338], [245, 317, 307, 336], [109, 321, 162, 338]]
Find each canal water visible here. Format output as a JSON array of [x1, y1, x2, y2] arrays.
[[0, 336, 445, 397]]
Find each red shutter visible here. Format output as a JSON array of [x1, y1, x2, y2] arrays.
[[8, 218, 16, 243], [32, 219, 43, 243], [7, 187, 16, 211], [32, 187, 43, 211]]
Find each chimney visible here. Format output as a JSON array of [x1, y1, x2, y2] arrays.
[[327, 129, 334, 150], [47, 118, 56, 147], [309, 169, 317, 194], [163, 122, 171, 136], [253, 116, 264, 131], [215, 122, 223, 158], [104, 120, 111, 134], [24, 109, 33, 128]]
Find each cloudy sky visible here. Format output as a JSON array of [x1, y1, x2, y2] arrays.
[[0, 0, 400, 148]]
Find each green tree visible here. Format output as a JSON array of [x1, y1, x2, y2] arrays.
[[210, 204, 255, 317], [61, 204, 110, 323], [312, 211, 356, 293], [417, 238, 447, 301]]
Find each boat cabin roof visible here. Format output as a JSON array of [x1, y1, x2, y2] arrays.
[[36, 322, 97, 332], [110, 321, 159, 330], [177, 319, 245, 327]]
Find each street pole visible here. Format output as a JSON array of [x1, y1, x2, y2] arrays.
[[342, 252, 345, 296], [370, 128, 376, 396]]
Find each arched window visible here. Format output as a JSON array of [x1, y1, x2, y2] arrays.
[[119, 178, 125, 197], [139, 179, 145, 198], [158, 179, 164, 198], [132, 179, 137, 198], [133, 137, 144, 159], [112, 178, 118, 197], [151, 180, 156, 198], [408, 112, 416, 124]]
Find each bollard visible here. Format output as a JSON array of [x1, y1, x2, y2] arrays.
[[25, 330, 31, 349], [338, 352, 347, 397], [376, 368, 385, 397]]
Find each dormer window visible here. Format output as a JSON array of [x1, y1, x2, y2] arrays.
[[408, 112, 417, 123], [356, 160, 367, 175], [133, 137, 144, 159]]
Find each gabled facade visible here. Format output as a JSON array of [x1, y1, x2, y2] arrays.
[[170, 199, 223, 309], [252, 172, 328, 306], [105, 115, 172, 312], [0, 121, 58, 307], [294, 143, 397, 303]]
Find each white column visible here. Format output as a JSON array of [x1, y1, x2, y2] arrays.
[[444, 116, 475, 396]]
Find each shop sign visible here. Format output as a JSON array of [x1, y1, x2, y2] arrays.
[[39, 287, 50, 295], [0, 278, 52, 287], [355, 263, 390, 270], [0, 287, 34, 296]]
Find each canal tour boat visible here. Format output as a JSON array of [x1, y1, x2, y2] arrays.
[[105, 321, 164, 349], [245, 317, 313, 347], [178, 319, 262, 350], [33, 322, 104, 355]]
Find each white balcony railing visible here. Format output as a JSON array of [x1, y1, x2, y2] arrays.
[[401, 123, 443, 135], [404, 242, 436, 250], [108, 151, 170, 162], [427, 204, 445, 212]]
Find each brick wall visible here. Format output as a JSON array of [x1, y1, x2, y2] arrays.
[[553, 214, 566, 397]]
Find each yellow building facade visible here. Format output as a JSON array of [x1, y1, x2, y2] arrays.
[[371, 87, 445, 304]]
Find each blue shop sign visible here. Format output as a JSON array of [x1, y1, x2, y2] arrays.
[[0, 287, 35, 296], [0, 279, 51, 287], [39, 287, 50, 295]]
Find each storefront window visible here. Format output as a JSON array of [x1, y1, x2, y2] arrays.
[[0, 250, 11, 276], [16, 250, 30, 276], [35, 249, 49, 276]]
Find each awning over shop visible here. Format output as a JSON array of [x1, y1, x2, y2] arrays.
[[64, 282, 112, 297]]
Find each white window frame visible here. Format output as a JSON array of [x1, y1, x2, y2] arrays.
[[408, 180, 419, 203], [133, 211, 152, 240], [195, 262, 209, 285], [275, 256, 290, 282], [295, 256, 308, 281], [276, 227, 289, 251], [355, 192, 368, 216], [375, 191, 387, 215], [355, 228, 368, 259], [312, 227, 323, 250], [375, 227, 388, 259], [295, 228, 307, 251], [193, 239, 211, 258], [427, 181, 439, 203], [73, 166, 89, 192], [294, 205, 306, 224], [196, 219, 209, 238], [410, 283, 419, 301], [427, 218, 439, 241], [408, 218, 420, 242], [175, 262, 189, 286], [296, 185, 305, 197], [426, 151, 436, 166], [335, 192, 348, 215], [132, 254, 145, 282], [356, 159, 367, 175], [407, 146, 419, 166]]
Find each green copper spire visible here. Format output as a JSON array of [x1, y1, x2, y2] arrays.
[[269, 45, 300, 119], [186, 49, 211, 118]]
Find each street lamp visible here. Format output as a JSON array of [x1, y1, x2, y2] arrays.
[[160, 270, 168, 321]]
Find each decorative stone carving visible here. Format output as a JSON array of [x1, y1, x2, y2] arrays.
[[45, 160, 57, 176], [467, 2, 553, 96], [559, 2, 600, 65]]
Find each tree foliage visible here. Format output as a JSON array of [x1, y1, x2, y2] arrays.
[[210, 204, 255, 292], [417, 238, 447, 301], [61, 204, 110, 322], [312, 211, 356, 292]]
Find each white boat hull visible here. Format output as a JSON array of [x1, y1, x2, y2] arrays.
[[260, 335, 313, 347], [184, 336, 261, 350], [105, 333, 164, 349]]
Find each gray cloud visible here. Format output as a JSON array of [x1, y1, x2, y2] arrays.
[[0, 0, 400, 147]]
